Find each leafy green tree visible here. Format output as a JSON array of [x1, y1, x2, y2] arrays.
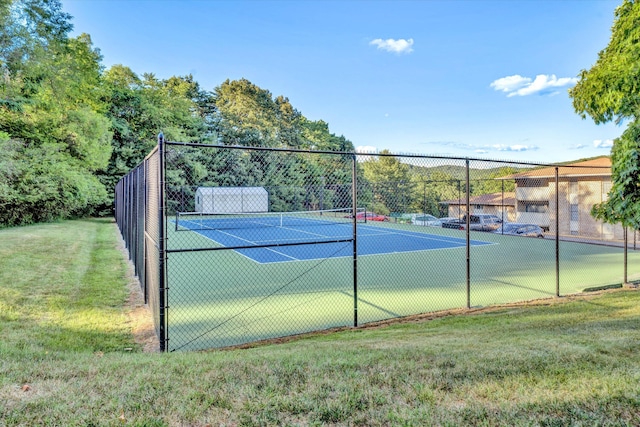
[[0, 0, 113, 226], [409, 169, 461, 217], [0, 0, 72, 74], [98, 66, 215, 214], [300, 118, 355, 208], [569, 0, 640, 227], [471, 167, 517, 196], [213, 78, 281, 147], [361, 150, 412, 214], [209, 79, 356, 211]]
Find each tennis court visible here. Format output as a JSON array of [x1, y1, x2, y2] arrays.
[[172, 210, 494, 263], [162, 213, 640, 351], [164, 214, 640, 351], [117, 141, 640, 351]]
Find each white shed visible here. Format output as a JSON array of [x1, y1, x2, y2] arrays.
[[194, 187, 268, 213]]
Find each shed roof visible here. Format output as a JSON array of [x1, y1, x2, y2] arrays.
[[196, 186, 267, 194]]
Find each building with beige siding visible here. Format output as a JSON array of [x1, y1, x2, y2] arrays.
[[501, 157, 623, 240]]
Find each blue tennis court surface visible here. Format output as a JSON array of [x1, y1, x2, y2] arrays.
[[175, 218, 494, 263]]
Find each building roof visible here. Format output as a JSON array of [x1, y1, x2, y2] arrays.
[[441, 192, 516, 206], [500, 157, 611, 180], [196, 186, 268, 195]]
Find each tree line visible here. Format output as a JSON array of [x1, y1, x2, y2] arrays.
[[0, 0, 359, 226], [0, 0, 486, 227], [3, 0, 636, 228]]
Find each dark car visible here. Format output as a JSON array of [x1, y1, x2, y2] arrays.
[[493, 223, 544, 238]]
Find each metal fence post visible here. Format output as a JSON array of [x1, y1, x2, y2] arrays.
[[158, 133, 167, 352], [501, 179, 505, 225], [352, 154, 358, 327], [624, 227, 628, 284], [555, 166, 560, 297], [466, 158, 471, 309]]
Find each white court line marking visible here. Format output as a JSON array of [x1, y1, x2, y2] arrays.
[[214, 229, 300, 261], [356, 226, 494, 246]]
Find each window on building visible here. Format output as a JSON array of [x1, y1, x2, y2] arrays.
[[519, 179, 547, 187], [518, 202, 548, 213], [570, 204, 579, 221], [570, 203, 579, 235]]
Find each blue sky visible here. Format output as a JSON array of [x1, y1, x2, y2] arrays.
[[63, 0, 622, 163]]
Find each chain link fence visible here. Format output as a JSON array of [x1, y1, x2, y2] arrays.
[[115, 135, 639, 352]]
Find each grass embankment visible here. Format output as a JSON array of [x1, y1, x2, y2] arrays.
[[1, 218, 639, 426]]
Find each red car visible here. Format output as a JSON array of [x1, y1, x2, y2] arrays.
[[354, 212, 389, 222]]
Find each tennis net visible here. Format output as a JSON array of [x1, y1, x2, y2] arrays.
[[175, 208, 366, 232]]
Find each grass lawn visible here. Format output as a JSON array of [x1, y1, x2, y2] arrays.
[[1, 218, 640, 426]]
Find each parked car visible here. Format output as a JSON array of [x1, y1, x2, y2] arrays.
[[492, 223, 545, 238], [411, 214, 443, 227], [438, 217, 459, 224], [344, 211, 389, 222], [442, 214, 503, 232]]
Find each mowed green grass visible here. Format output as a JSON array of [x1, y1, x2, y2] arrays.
[[0, 218, 133, 354], [166, 220, 640, 350], [2, 218, 640, 425]]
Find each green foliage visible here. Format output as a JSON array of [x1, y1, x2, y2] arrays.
[[0, 139, 109, 225], [0, 1, 112, 226], [187, 78, 357, 211], [361, 150, 413, 213], [570, 0, 640, 227], [2, 0, 361, 227], [592, 121, 640, 227], [0, 0, 496, 227], [470, 167, 517, 195], [409, 169, 461, 216], [0, 0, 73, 73], [214, 78, 282, 147], [569, 0, 640, 125], [98, 67, 214, 213]]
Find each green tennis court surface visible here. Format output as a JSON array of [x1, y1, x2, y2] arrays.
[[163, 221, 640, 351]]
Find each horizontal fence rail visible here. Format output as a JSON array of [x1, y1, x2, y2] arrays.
[[115, 138, 639, 352]]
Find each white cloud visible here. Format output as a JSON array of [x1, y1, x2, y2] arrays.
[[489, 75, 531, 93], [428, 140, 538, 154], [593, 139, 614, 149], [355, 145, 378, 153], [370, 38, 414, 54], [490, 74, 578, 97], [491, 144, 537, 152]]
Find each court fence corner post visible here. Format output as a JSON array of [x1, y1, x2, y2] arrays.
[[158, 132, 168, 352], [465, 158, 471, 309], [352, 153, 358, 328], [624, 226, 628, 285], [555, 166, 560, 298]]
